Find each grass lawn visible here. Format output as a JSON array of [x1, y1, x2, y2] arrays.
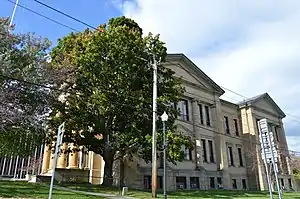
[[0, 181, 102, 199], [1, 181, 300, 199], [48, 182, 300, 199]]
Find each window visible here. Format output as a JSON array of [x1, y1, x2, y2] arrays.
[[176, 176, 187, 189], [280, 178, 284, 188], [201, 139, 207, 162], [234, 119, 239, 136], [208, 140, 215, 163], [288, 178, 292, 188], [217, 177, 222, 189], [232, 179, 237, 189], [238, 148, 244, 167], [256, 119, 260, 135], [242, 179, 247, 189], [179, 100, 189, 121], [224, 116, 230, 134], [181, 145, 192, 161], [143, 175, 162, 189], [190, 177, 200, 189], [205, 106, 211, 126], [228, 146, 234, 166], [209, 177, 215, 189], [274, 126, 279, 141], [143, 175, 151, 189], [199, 104, 204, 124]]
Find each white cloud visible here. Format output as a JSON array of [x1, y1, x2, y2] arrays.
[[116, 0, 300, 142], [287, 136, 300, 152]]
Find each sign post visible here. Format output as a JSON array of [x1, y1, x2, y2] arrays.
[[48, 123, 65, 199]]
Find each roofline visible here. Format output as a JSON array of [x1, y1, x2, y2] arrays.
[[220, 99, 239, 108], [166, 53, 225, 95]]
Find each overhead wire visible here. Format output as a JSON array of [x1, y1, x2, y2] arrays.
[[2, 0, 300, 155], [5, 0, 79, 32]]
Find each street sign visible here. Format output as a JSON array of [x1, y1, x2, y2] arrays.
[[48, 122, 65, 199], [258, 118, 282, 199]]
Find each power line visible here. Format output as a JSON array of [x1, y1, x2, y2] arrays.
[[5, 0, 79, 32], [165, 60, 300, 124], [0, 73, 296, 154], [31, 0, 97, 30]]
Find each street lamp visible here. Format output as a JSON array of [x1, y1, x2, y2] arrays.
[[161, 111, 168, 199]]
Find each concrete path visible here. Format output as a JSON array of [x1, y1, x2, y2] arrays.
[[53, 185, 137, 199]]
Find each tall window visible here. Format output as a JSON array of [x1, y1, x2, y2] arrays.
[[228, 146, 234, 166], [242, 179, 247, 189], [237, 147, 243, 167], [274, 126, 279, 141], [209, 177, 215, 189], [232, 179, 237, 189], [179, 100, 189, 121], [176, 176, 187, 189], [256, 118, 260, 135], [224, 116, 230, 134], [199, 104, 204, 124], [201, 139, 207, 162], [234, 119, 239, 136], [181, 145, 192, 161], [205, 106, 211, 126], [208, 140, 214, 163], [190, 177, 200, 189], [288, 178, 292, 188]]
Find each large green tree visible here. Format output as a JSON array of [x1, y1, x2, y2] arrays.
[[49, 16, 193, 186], [0, 17, 66, 157]]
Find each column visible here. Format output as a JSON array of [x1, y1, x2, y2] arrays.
[[84, 151, 89, 169], [57, 143, 67, 168], [1, 157, 6, 175], [79, 147, 83, 169], [13, 156, 19, 178], [68, 144, 79, 169], [191, 98, 200, 166], [48, 142, 56, 170]]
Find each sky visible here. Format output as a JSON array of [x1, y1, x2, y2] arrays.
[[1, 0, 299, 151]]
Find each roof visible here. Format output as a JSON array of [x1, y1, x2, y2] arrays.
[[238, 93, 286, 118], [166, 53, 225, 95]]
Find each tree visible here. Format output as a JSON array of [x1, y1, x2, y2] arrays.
[[0, 17, 67, 157], [48, 16, 193, 186]]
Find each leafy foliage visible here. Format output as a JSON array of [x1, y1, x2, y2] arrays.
[[0, 17, 67, 157], [49, 16, 193, 184]]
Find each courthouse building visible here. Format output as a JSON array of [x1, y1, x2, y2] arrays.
[[0, 53, 294, 191]]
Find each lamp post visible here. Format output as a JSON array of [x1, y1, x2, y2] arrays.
[[161, 111, 168, 199]]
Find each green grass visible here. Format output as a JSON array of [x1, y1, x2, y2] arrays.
[[1, 181, 300, 199], [0, 181, 102, 199], [58, 183, 300, 199]]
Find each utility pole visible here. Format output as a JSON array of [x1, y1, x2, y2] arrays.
[[9, 0, 19, 27], [151, 55, 158, 198]]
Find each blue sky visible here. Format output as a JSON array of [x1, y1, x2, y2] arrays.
[[0, 0, 122, 45], [1, 0, 300, 151]]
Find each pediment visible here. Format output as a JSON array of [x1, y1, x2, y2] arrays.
[[241, 93, 285, 118], [165, 54, 225, 95]]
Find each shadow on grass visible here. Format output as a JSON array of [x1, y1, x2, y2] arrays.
[[166, 190, 274, 198]]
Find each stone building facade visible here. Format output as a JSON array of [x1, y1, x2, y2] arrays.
[[1, 53, 293, 191]]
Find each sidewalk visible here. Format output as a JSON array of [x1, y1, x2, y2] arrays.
[[53, 185, 137, 199]]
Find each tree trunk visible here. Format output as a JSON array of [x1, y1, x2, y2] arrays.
[[103, 151, 114, 186]]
